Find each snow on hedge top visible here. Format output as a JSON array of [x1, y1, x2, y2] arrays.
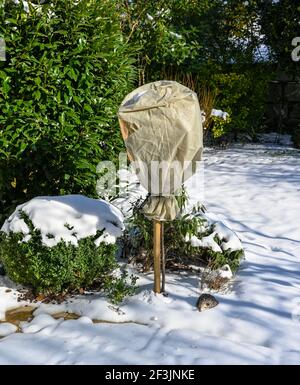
[[1, 195, 124, 247]]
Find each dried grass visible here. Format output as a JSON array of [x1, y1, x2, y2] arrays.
[[160, 69, 216, 131]]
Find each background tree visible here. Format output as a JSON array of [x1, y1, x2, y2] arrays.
[[259, 0, 300, 76], [122, 0, 274, 139]]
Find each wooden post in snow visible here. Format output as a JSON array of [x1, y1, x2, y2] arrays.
[[153, 220, 162, 293]]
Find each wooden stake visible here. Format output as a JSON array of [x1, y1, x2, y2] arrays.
[[161, 222, 166, 293], [153, 220, 161, 293]]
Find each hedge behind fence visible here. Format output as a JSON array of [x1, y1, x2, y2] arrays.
[[0, 0, 135, 225]]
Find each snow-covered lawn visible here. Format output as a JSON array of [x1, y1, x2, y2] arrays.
[[0, 144, 300, 365]]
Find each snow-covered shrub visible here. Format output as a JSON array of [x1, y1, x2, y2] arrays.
[[0, 196, 137, 303], [0, 0, 135, 225], [2, 195, 125, 247], [123, 198, 243, 273]]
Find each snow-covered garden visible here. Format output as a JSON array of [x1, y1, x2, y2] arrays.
[[1, 140, 299, 365], [1, 0, 300, 367]]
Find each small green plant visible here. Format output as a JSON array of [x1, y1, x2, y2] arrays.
[[211, 115, 232, 139], [104, 271, 138, 305], [0, 212, 137, 304], [123, 194, 243, 273]]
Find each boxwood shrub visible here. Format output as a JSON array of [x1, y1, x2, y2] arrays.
[[0, 212, 137, 304]]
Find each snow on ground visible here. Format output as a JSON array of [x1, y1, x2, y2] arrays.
[[0, 143, 300, 364], [0, 323, 17, 338]]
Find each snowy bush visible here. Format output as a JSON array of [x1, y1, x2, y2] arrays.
[[0, 196, 137, 303], [1, 195, 125, 247], [122, 198, 244, 274]]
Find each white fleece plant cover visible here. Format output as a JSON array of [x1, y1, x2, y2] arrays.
[[118, 80, 203, 221]]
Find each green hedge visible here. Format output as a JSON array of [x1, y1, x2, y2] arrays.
[[0, 0, 136, 225], [209, 66, 273, 140]]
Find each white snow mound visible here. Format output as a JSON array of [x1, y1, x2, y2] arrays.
[[0, 323, 17, 337], [1, 195, 124, 247]]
